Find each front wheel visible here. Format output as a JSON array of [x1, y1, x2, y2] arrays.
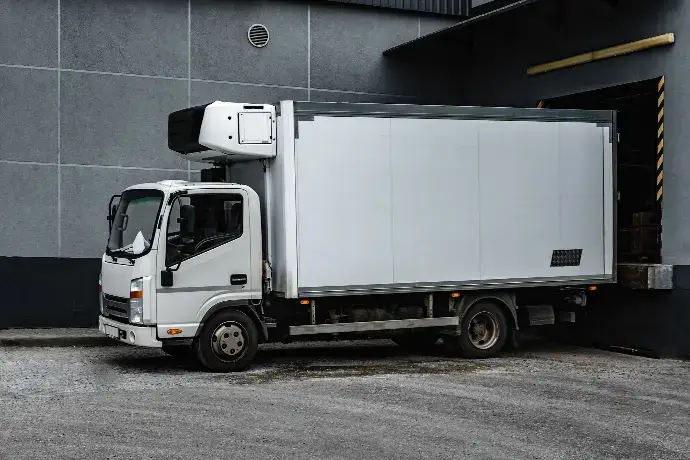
[[453, 302, 508, 358], [194, 309, 259, 372]]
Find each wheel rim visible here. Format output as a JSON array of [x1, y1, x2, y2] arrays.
[[467, 311, 500, 350], [211, 322, 248, 362]]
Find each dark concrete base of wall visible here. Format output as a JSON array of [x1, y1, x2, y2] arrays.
[[1, 257, 689, 359], [544, 266, 690, 359], [0, 257, 100, 328]]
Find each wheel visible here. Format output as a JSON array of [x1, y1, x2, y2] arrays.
[[193, 309, 259, 372], [161, 345, 194, 359], [392, 332, 440, 351], [455, 302, 508, 358]]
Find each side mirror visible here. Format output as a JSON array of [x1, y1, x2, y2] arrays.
[[107, 195, 121, 231], [179, 204, 196, 237]]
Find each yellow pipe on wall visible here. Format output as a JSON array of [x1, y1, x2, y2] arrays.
[[528, 33, 675, 76]]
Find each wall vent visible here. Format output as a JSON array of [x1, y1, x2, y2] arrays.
[[248, 24, 270, 48]]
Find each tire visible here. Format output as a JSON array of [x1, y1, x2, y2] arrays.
[[193, 309, 259, 372], [455, 302, 508, 358], [161, 345, 194, 359], [392, 332, 440, 351]]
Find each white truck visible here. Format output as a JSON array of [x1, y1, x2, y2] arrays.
[[99, 100, 616, 372]]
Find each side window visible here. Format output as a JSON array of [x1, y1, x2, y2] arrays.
[[166, 194, 243, 265]]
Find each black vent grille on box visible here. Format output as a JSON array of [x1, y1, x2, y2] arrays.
[[550, 249, 583, 267], [168, 104, 211, 155]]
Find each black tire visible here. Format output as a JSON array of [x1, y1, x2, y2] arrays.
[[161, 345, 194, 359], [455, 302, 508, 358], [194, 309, 259, 372], [392, 332, 440, 351]]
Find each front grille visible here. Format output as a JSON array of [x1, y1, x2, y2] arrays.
[[103, 294, 130, 323]]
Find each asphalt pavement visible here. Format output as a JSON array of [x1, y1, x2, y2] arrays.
[[1, 338, 689, 460]]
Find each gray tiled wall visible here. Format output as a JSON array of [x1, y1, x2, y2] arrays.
[[0, 163, 59, 257], [0, 0, 455, 259], [191, 0, 309, 87], [0, 67, 58, 164], [60, 0, 189, 77], [0, 0, 58, 67]]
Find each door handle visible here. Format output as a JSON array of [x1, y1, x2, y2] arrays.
[[231, 274, 248, 285]]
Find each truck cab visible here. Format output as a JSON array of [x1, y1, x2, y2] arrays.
[[99, 180, 264, 369]]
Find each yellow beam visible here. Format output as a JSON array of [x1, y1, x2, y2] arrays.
[[528, 33, 675, 76]]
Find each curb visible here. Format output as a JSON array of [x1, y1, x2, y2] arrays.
[[0, 337, 122, 348], [0, 330, 123, 348]]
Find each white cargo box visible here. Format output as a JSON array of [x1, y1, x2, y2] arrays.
[[231, 101, 616, 299]]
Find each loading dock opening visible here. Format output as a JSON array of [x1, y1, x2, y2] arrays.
[[540, 78, 662, 265]]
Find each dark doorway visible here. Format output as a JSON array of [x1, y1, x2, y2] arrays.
[[542, 78, 662, 264]]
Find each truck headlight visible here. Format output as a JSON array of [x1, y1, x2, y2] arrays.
[[129, 278, 144, 324], [99, 272, 104, 314]]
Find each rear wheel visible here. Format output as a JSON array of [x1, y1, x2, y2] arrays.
[[454, 302, 507, 358], [194, 309, 259, 372]]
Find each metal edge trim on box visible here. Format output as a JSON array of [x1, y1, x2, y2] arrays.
[[293, 101, 614, 124], [288, 317, 459, 336], [298, 275, 614, 298]]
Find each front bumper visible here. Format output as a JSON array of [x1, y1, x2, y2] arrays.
[[99, 315, 162, 348]]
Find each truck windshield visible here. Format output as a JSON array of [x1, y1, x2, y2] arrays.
[[107, 189, 164, 258]]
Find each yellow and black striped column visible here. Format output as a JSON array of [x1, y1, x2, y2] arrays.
[[657, 76, 665, 204]]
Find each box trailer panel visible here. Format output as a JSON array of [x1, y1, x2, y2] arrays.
[[478, 119, 562, 280], [292, 111, 613, 294], [557, 122, 609, 276], [295, 116, 395, 287], [390, 118, 481, 284], [478, 120, 607, 280]]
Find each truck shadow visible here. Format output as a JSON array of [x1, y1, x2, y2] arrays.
[[105, 337, 574, 378]]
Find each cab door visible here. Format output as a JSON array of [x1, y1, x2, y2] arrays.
[[156, 189, 252, 336]]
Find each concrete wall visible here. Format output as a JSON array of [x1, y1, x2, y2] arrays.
[[457, 0, 689, 265], [0, 0, 458, 327]]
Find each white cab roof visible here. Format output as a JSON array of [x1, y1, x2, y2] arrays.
[[125, 180, 251, 194]]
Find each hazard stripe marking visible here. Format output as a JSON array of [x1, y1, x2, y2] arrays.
[[657, 76, 664, 204]]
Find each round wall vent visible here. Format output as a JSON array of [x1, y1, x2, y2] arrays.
[[248, 24, 270, 48]]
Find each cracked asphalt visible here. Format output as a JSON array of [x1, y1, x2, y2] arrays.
[[1, 339, 689, 460]]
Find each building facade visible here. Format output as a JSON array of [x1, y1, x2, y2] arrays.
[[2, 0, 689, 357]]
